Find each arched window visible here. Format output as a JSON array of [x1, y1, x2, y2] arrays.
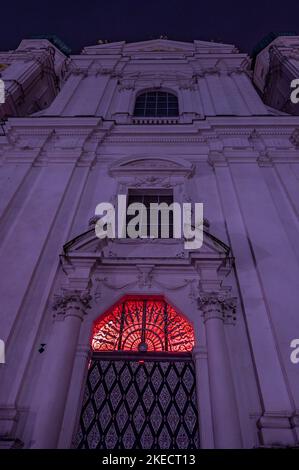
[[92, 297, 194, 352], [133, 91, 179, 117]]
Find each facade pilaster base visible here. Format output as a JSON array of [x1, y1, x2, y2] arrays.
[[290, 414, 299, 444], [0, 437, 23, 449], [0, 406, 19, 437]]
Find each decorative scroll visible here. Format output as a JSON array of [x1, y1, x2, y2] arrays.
[[92, 298, 194, 353]]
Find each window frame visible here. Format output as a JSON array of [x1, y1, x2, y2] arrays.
[[133, 90, 179, 118], [126, 188, 175, 239]]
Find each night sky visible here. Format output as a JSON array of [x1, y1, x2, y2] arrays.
[[1, 0, 298, 54]]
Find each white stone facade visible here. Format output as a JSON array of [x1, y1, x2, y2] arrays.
[[0, 38, 299, 449]]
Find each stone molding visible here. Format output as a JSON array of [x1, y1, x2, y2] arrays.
[[198, 291, 237, 324], [2, 118, 299, 166], [93, 272, 198, 302]]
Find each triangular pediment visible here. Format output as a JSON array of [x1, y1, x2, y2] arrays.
[[193, 39, 237, 53], [125, 39, 194, 53], [82, 38, 237, 56]]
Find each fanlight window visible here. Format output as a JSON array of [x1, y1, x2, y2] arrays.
[[92, 297, 194, 353], [133, 91, 179, 117]]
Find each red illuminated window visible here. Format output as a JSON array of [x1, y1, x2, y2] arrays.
[[92, 297, 194, 353]]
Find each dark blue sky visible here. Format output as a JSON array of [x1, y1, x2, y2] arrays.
[[1, 0, 298, 54]]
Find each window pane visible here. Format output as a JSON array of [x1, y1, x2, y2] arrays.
[[134, 108, 144, 116], [144, 195, 158, 206], [157, 108, 167, 116], [127, 191, 174, 239], [162, 195, 173, 205]]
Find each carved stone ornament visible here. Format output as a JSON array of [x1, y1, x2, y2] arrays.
[[94, 277, 136, 302], [137, 265, 154, 288], [290, 129, 299, 149], [198, 292, 237, 324], [178, 78, 197, 90], [126, 175, 173, 188], [257, 150, 273, 167], [93, 273, 198, 303], [118, 79, 135, 91]]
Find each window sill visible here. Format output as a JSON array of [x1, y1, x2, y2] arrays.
[[132, 116, 179, 125]]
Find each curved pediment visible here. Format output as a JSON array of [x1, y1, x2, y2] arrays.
[[109, 156, 194, 176]]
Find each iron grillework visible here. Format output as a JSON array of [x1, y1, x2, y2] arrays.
[[74, 357, 200, 449]]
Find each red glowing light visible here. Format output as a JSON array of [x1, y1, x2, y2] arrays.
[[92, 297, 194, 352]]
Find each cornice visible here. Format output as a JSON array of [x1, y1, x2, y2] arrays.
[[3, 116, 299, 133], [1, 117, 298, 163], [4, 117, 104, 128]]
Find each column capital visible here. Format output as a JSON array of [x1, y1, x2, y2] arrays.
[[52, 290, 92, 321], [198, 291, 237, 324], [118, 79, 135, 91]]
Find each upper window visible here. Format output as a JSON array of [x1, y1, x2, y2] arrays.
[[127, 189, 174, 238], [92, 296, 194, 352], [133, 91, 179, 117]]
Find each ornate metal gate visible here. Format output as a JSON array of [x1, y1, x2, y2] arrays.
[[74, 352, 200, 449]]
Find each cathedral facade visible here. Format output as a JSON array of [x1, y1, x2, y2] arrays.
[[0, 36, 299, 449]]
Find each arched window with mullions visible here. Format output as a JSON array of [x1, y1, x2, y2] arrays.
[[133, 91, 179, 117]]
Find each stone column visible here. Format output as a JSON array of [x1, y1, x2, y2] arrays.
[[198, 292, 242, 448], [31, 290, 91, 449]]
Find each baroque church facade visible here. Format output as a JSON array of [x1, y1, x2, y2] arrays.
[[0, 36, 299, 449]]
